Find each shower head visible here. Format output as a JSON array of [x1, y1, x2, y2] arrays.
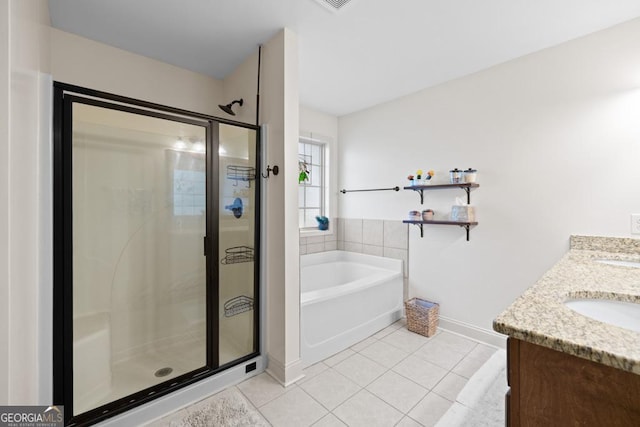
[[218, 99, 244, 116]]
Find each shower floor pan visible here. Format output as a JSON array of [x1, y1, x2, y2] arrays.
[[75, 339, 205, 415], [75, 334, 250, 415]]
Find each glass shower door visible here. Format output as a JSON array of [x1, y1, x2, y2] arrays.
[[218, 123, 258, 365], [70, 101, 209, 415]]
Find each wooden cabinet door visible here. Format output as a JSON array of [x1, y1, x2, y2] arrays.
[[508, 338, 640, 426]]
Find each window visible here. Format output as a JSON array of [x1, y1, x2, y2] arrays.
[[298, 138, 325, 228]]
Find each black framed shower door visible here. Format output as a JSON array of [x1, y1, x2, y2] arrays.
[[52, 83, 261, 426]]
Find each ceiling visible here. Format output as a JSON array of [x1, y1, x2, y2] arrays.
[[48, 0, 640, 116]]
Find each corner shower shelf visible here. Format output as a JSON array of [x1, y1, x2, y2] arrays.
[[224, 296, 254, 317], [221, 246, 254, 265], [404, 182, 479, 204], [226, 165, 256, 188], [403, 219, 478, 241]]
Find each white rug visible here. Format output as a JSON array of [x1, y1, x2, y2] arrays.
[[154, 388, 269, 427], [436, 349, 508, 427]]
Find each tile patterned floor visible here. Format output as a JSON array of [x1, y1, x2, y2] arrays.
[[155, 320, 501, 427]]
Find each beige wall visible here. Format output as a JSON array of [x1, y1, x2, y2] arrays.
[[338, 17, 640, 341], [1, 14, 300, 413], [51, 25, 305, 383], [258, 29, 302, 385], [281, 28, 301, 383], [222, 48, 259, 126], [52, 26, 303, 385], [6, 5, 303, 406], [0, 0, 10, 406], [219, 29, 302, 384], [0, 0, 51, 405], [50, 28, 225, 116], [47, 27, 288, 424]]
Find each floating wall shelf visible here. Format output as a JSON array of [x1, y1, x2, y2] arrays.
[[404, 182, 479, 204], [403, 182, 480, 241], [403, 220, 478, 241]]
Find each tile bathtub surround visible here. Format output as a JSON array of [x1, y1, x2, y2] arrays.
[[343, 218, 363, 244], [340, 218, 409, 278], [300, 218, 340, 255], [362, 219, 383, 246], [382, 220, 409, 250], [494, 235, 640, 374], [237, 325, 499, 427], [300, 218, 410, 280]]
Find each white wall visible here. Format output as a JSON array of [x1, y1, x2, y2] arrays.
[[299, 106, 338, 140], [0, 0, 51, 405], [338, 18, 640, 334]]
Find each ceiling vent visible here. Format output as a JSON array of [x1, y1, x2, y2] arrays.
[[314, 0, 355, 12]]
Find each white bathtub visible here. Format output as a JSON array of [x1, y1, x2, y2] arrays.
[[300, 251, 403, 367]]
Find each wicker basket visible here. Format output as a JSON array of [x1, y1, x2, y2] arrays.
[[404, 298, 439, 337]]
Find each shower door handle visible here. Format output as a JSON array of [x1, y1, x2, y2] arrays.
[[203, 236, 208, 256]]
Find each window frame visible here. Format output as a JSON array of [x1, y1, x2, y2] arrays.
[[298, 136, 327, 231]]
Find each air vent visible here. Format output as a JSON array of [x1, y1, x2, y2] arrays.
[[314, 0, 354, 12]]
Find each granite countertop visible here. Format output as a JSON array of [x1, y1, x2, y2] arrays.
[[493, 235, 640, 374]]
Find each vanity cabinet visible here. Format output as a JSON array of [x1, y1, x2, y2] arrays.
[[506, 338, 640, 426]]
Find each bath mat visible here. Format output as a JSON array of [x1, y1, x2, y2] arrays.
[[436, 349, 508, 427], [151, 388, 269, 427]]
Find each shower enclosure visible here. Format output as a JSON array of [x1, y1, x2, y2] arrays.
[[53, 84, 260, 426]]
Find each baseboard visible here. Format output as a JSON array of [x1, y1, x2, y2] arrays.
[[438, 315, 507, 349], [265, 354, 304, 386]]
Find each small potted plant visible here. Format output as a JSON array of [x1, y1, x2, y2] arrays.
[[425, 169, 435, 184], [299, 161, 310, 183]]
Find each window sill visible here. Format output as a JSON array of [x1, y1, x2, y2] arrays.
[[299, 228, 334, 238]]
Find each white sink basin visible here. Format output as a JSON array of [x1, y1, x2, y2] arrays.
[[595, 259, 640, 268], [564, 299, 640, 333]]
